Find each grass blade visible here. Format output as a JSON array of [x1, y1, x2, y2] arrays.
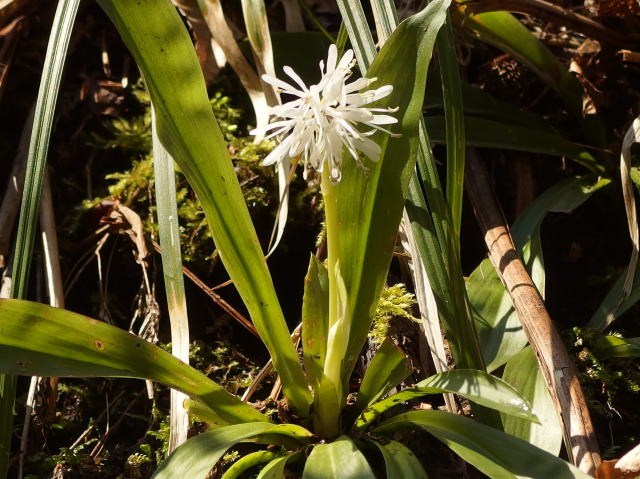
[[437, 14, 465, 256], [0, 0, 80, 474], [151, 109, 190, 452]]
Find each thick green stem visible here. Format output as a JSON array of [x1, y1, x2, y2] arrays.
[[313, 169, 344, 438]]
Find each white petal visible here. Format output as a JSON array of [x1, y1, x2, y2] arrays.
[[325, 44, 338, 74], [262, 74, 304, 96], [354, 137, 381, 162], [284, 66, 309, 93], [336, 49, 354, 72], [368, 114, 398, 125], [262, 135, 294, 166], [344, 77, 374, 93]]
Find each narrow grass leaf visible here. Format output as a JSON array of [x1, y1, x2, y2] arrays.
[[152, 109, 190, 451], [436, 15, 465, 255], [1, 0, 80, 474]]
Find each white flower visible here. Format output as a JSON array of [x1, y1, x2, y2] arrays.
[[250, 44, 398, 182]]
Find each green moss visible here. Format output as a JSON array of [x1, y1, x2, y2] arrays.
[[369, 284, 418, 347]]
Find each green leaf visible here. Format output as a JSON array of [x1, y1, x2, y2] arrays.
[[302, 255, 329, 388], [589, 258, 640, 331], [425, 73, 554, 133], [467, 177, 609, 371], [184, 399, 232, 429], [375, 410, 591, 479], [354, 338, 411, 414], [356, 369, 537, 428], [372, 439, 428, 479], [257, 453, 302, 479], [222, 450, 284, 479], [2, 0, 81, 472], [423, 116, 602, 172], [460, 9, 605, 145], [302, 435, 376, 479], [152, 107, 190, 451], [334, 0, 452, 394], [0, 299, 268, 425], [437, 14, 466, 255], [593, 335, 640, 359], [154, 423, 311, 479], [501, 347, 562, 455], [97, 0, 311, 415]]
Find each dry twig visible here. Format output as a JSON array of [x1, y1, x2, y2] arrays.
[[465, 151, 601, 475]]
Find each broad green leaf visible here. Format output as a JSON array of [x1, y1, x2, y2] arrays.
[[334, 0, 452, 394], [501, 347, 562, 455], [222, 450, 283, 479], [425, 73, 554, 133], [184, 398, 231, 429], [302, 255, 329, 388], [97, 0, 311, 415], [257, 455, 293, 479], [0, 299, 268, 425], [2, 0, 81, 472], [424, 116, 601, 172], [154, 423, 312, 479], [356, 369, 537, 428], [375, 410, 592, 479], [302, 435, 375, 479], [354, 338, 411, 414], [372, 439, 428, 479], [459, 8, 605, 146], [468, 177, 609, 371], [593, 335, 640, 359]]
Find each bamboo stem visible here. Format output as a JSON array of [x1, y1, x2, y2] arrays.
[[465, 151, 600, 475]]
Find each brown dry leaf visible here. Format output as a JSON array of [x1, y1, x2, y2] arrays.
[[596, 460, 639, 479], [616, 443, 640, 476]]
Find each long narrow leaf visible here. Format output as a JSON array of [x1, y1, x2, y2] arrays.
[[97, 0, 311, 415], [375, 410, 592, 479], [152, 109, 190, 451], [334, 0, 452, 394], [154, 423, 312, 479], [0, 299, 269, 425], [1, 0, 80, 474], [355, 369, 536, 428], [437, 15, 465, 256]]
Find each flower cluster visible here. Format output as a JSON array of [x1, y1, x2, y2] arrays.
[[250, 44, 398, 182]]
